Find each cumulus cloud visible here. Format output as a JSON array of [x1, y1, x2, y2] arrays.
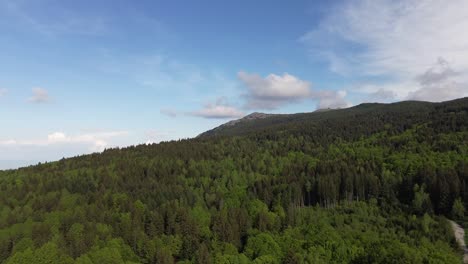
[[238, 71, 351, 110], [238, 71, 311, 99], [408, 82, 465, 102], [354, 58, 467, 102], [314, 90, 351, 109], [417, 58, 458, 86], [28, 87, 50, 103], [191, 98, 244, 119], [408, 58, 466, 101], [301, 0, 468, 101], [238, 71, 311, 109], [362, 88, 397, 102]]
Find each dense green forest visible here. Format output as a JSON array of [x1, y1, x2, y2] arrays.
[[0, 98, 467, 263]]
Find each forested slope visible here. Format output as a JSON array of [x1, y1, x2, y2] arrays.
[[0, 98, 467, 263], [198, 99, 464, 138]]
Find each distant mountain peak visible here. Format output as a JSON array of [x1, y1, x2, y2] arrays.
[[222, 112, 274, 127], [314, 108, 336, 113], [196, 112, 280, 137], [242, 112, 271, 120], [197, 98, 468, 138]]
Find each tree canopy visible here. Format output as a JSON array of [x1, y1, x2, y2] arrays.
[[0, 97, 467, 263]]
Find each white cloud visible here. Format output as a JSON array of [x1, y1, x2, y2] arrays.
[[314, 90, 352, 109], [193, 105, 244, 119], [47, 132, 67, 143], [0, 130, 130, 169], [408, 58, 466, 101], [91, 140, 107, 152], [191, 105, 244, 119], [191, 98, 244, 119], [0, 139, 16, 145], [408, 81, 465, 102], [238, 71, 311, 109], [144, 130, 172, 145], [301, 0, 468, 101], [416, 58, 458, 86], [353, 58, 468, 102], [238, 71, 311, 99], [238, 71, 351, 110], [0, 131, 128, 152], [28, 87, 50, 103], [367, 88, 397, 102]]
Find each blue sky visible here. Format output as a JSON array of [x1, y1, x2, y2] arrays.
[[1, 0, 467, 169]]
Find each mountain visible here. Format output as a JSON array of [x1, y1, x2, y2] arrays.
[[199, 98, 467, 138], [0, 97, 467, 263], [313, 107, 337, 113], [197, 112, 282, 137]]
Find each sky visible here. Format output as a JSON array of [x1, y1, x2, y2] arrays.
[[0, 0, 467, 169]]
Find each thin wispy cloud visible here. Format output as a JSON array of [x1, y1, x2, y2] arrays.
[[28, 87, 50, 103], [160, 108, 178, 118], [144, 130, 172, 145], [0, 0, 108, 37], [99, 52, 241, 119], [98, 53, 236, 99], [190, 98, 244, 119], [301, 0, 468, 101], [100, 54, 172, 87], [0, 131, 129, 152], [366, 88, 397, 102], [191, 104, 244, 119]]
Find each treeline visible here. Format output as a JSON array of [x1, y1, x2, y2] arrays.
[[0, 98, 467, 263]]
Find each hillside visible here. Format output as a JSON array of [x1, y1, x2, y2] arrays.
[[198, 112, 282, 137], [0, 98, 467, 263], [199, 99, 466, 138]]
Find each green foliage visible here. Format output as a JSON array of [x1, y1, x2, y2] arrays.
[[0, 98, 466, 262], [452, 198, 465, 219], [245, 233, 281, 260], [6, 242, 74, 264], [412, 184, 433, 215]]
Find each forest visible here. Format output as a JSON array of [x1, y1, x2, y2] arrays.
[[0, 97, 467, 263]]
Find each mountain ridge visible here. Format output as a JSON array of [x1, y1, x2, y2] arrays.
[[198, 98, 467, 138], [0, 97, 466, 263]]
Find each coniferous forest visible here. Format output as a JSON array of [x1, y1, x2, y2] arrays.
[[0, 98, 467, 263]]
